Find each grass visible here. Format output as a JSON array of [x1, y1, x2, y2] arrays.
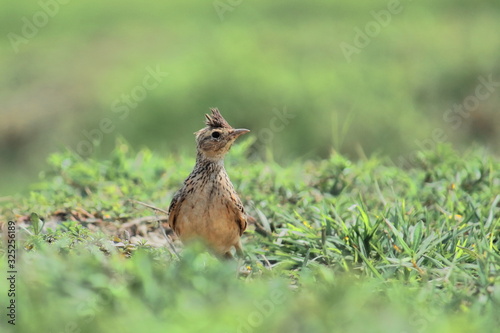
[[0, 139, 499, 333], [2, 0, 500, 194]]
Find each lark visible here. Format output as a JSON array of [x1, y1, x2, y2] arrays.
[[167, 108, 250, 258]]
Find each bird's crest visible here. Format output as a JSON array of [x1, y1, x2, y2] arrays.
[[205, 108, 232, 129]]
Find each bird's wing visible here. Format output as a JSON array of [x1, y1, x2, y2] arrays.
[[167, 190, 183, 233], [232, 196, 248, 235]]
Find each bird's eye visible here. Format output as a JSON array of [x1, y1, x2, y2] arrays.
[[211, 131, 220, 138]]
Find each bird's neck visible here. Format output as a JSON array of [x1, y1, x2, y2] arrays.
[[195, 151, 225, 171]]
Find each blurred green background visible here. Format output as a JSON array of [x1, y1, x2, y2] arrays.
[[1, 0, 499, 195]]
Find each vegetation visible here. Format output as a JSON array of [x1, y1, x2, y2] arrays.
[[1, 0, 500, 194], [1, 1, 499, 331], [1, 140, 498, 332]]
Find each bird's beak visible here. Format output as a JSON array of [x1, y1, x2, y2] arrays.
[[230, 128, 250, 139]]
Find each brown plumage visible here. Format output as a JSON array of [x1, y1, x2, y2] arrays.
[[167, 108, 250, 258]]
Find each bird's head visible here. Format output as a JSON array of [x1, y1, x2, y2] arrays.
[[194, 108, 250, 160]]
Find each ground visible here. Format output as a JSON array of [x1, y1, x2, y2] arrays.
[[0, 140, 498, 333]]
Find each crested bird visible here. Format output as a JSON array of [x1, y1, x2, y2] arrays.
[[167, 108, 250, 258]]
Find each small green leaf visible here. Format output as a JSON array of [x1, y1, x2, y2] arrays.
[[30, 212, 45, 236]]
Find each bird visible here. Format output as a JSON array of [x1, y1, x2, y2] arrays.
[[167, 108, 250, 258]]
